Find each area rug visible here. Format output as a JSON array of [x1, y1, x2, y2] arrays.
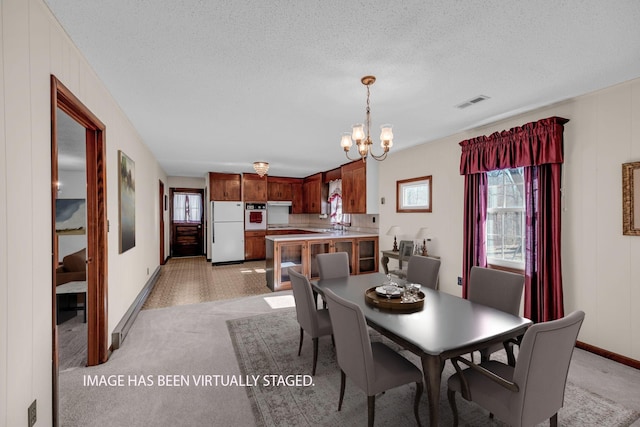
[[228, 309, 640, 427]]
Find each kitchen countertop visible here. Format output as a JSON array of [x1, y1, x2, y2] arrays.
[[265, 227, 378, 241]]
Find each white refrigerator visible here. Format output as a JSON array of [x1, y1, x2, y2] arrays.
[[211, 201, 245, 264]]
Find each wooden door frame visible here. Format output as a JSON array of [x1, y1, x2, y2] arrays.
[[51, 76, 109, 424], [159, 180, 166, 265], [170, 187, 205, 257]]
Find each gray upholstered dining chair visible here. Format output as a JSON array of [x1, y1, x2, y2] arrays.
[[468, 266, 525, 364], [316, 252, 351, 309], [405, 255, 441, 290], [317, 252, 350, 279], [389, 240, 414, 278], [323, 288, 423, 427], [289, 269, 333, 376], [447, 310, 585, 427]]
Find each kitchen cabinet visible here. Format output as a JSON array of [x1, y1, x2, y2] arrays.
[[356, 237, 379, 274], [243, 173, 267, 202], [308, 240, 332, 279], [266, 240, 306, 291], [307, 238, 356, 278], [209, 172, 241, 201], [333, 239, 356, 274], [340, 160, 379, 214], [244, 230, 266, 260], [267, 177, 294, 201], [341, 161, 367, 213], [266, 235, 377, 291], [291, 181, 304, 214], [303, 173, 326, 214]]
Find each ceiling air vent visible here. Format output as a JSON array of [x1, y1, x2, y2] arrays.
[[456, 95, 490, 109]]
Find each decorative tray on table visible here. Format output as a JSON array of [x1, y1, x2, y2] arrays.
[[364, 286, 425, 312]]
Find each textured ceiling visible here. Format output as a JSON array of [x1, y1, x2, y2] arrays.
[[45, 1, 640, 178]]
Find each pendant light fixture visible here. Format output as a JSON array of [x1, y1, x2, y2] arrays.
[[340, 75, 393, 162]]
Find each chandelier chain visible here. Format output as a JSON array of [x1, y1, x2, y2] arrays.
[[366, 84, 371, 143]]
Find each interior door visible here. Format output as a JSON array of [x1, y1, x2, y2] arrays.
[[170, 188, 204, 257], [51, 76, 109, 426]]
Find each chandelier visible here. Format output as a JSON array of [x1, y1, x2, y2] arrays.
[[253, 161, 269, 177], [340, 75, 393, 162]]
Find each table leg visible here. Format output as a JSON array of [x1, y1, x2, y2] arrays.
[[421, 354, 444, 426]]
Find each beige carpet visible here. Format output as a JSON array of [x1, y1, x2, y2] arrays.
[[143, 257, 271, 310]]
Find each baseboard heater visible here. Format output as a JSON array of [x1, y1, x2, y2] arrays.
[[111, 265, 161, 350]]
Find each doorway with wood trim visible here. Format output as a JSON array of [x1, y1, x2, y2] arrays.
[[51, 76, 109, 425], [159, 180, 166, 265], [170, 188, 205, 257]]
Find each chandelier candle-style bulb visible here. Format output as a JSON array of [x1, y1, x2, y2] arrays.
[[352, 124, 365, 142], [380, 125, 393, 149], [341, 132, 353, 151]]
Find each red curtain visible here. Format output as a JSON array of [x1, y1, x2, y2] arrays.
[[461, 173, 487, 298], [459, 116, 569, 322], [524, 165, 565, 322]]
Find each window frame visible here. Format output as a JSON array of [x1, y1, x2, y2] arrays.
[[485, 168, 525, 272]]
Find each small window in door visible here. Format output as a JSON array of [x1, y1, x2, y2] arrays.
[[173, 192, 203, 223]]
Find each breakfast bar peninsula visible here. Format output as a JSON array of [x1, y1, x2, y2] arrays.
[[265, 230, 379, 291]]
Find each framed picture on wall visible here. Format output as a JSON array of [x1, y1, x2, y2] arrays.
[[397, 175, 432, 213], [119, 150, 136, 253], [622, 161, 640, 236], [55, 198, 86, 235]]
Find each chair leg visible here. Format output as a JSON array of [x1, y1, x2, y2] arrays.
[[447, 389, 459, 427], [367, 395, 375, 427], [505, 342, 516, 367], [338, 370, 346, 411], [550, 413, 558, 427], [414, 382, 423, 427], [297, 328, 304, 356], [312, 337, 319, 376]]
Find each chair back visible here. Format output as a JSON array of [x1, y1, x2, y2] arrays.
[[289, 269, 319, 335], [398, 240, 414, 262], [511, 311, 585, 426], [406, 255, 441, 289], [317, 252, 350, 280], [323, 289, 374, 393], [468, 266, 524, 315]]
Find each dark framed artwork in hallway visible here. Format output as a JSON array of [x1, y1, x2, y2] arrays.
[[118, 150, 136, 253]]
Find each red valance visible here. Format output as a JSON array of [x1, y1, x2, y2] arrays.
[[459, 116, 569, 175]]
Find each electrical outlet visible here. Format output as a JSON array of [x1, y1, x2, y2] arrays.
[[28, 399, 36, 427], [457, 276, 462, 286]]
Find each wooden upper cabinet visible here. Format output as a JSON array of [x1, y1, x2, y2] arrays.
[[291, 180, 304, 214], [267, 177, 294, 201], [209, 172, 241, 201], [341, 160, 367, 213], [243, 173, 267, 201], [303, 173, 325, 214]]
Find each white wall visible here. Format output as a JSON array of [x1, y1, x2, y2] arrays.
[[167, 176, 206, 189], [379, 78, 640, 362], [0, 1, 168, 426]]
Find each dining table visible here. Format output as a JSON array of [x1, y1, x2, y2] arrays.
[[312, 272, 532, 427]]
